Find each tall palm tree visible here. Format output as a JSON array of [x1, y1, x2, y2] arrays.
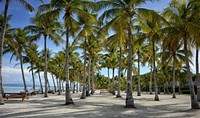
[[104, 17, 127, 97], [25, 14, 63, 97], [23, 43, 39, 95], [134, 28, 147, 96], [73, 8, 97, 98], [0, 0, 34, 105], [162, 31, 186, 98], [54, 51, 65, 95], [98, 0, 156, 107], [163, 0, 200, 109], [38, 0, 96, 105], [4, 28, 32, 94], [137, 8, 167, 101]]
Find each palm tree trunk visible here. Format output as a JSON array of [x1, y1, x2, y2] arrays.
[[65, 26, 73, 105], [137, 50, 141, 96], [153, 40, 159, 101], [125, 18, 135, 108], [172, 56, 176, 98], [38, 71, 43, 94], [47, 77, 50, 91], [80, 37, 87, 99], [58, 69, 61, 95], [73, 82, 75, 93], [51, 74, 56, 92], [116, 46, 122, 98], [76, 75, 79, 93], [19, 54, 28, 94], [108, 67, 110, 90], [91, 59, 95, 94], [196, 47, 200, 101], [62, 81, 64, 92], [184, 37, 199, 109], [87, 56, 91, 96], [178, 76, 181, 94], [0, 0, 10, 105], [56, 78, 59, 91], [112, 68, 115, 95], [31, 64, 36, 95], [149, 63, 153, 94], [44, 35, 48, 97]]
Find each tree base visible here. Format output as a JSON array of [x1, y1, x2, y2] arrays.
[[116, 95, 122, 98], [112, 92, 115, 95], [154, 95, 159, 101], [191, 100, 200, 109], [172, 95, 176, 98], [65, 99, 74, 105], [149, 92, 153, 95], [124, 105, 136, 108], [137, 93, 141, 96], [86, 94, 90, 97], [44, 95, 48, 97], [80, 96, 86, 99], [0, 103, 4, 105]]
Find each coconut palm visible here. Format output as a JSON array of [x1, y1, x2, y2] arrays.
[[162, 0, 200, 109], [4, 28, 32, 94], [25, 13, 63, 97], [73, 10, 97, 98], [23, 43, 39, 95], [0, 0, 34, 105], [136, 8, 168, 101], [98, 0, 157, 107], [134, 28, 147, 96], [54, 51, 65, 95], [37, 0, 96, 105], [162, 31, 186, 98], [104, 17, 127, 97]]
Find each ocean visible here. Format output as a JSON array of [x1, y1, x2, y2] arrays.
[[3, 84, 56, 93]]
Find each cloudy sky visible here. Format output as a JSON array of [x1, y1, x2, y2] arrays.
[[3, 0, 197, 87]]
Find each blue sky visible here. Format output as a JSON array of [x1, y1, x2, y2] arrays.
[[0, 0, 175, 86]]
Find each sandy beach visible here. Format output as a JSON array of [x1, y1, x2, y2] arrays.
[[0, 90, 200, 118]]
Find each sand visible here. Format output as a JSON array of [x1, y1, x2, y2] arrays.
[[0, 90, 200, 118]]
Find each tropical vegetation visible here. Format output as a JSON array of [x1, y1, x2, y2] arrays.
[[0, 0, 200, 110]]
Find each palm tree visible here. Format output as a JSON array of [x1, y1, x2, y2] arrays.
[[4, 28, 32, 94], [98, 0, 156, 107], [74, 10, 97, 98], [0, 0, 34, 105], [162, 31, 186, 98], [23, 43, 39, 95], [163, 0, 200, 109], [54, 51, 65, 95], [38, 0, 96, 105], [134, 28, 147, 96], [25, 14, 63, 97], [137, 8, 167, 101], [104, 17, 127, 97]]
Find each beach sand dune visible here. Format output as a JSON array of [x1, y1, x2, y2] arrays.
[[0, 90, 200, 118]]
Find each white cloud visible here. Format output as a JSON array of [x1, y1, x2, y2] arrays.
[[2, 66, 32, 84]]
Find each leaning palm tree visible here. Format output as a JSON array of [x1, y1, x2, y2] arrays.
[[162, 0, 200, 109], [4, 28, 32, 94], [0, 0, 34, 105]]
